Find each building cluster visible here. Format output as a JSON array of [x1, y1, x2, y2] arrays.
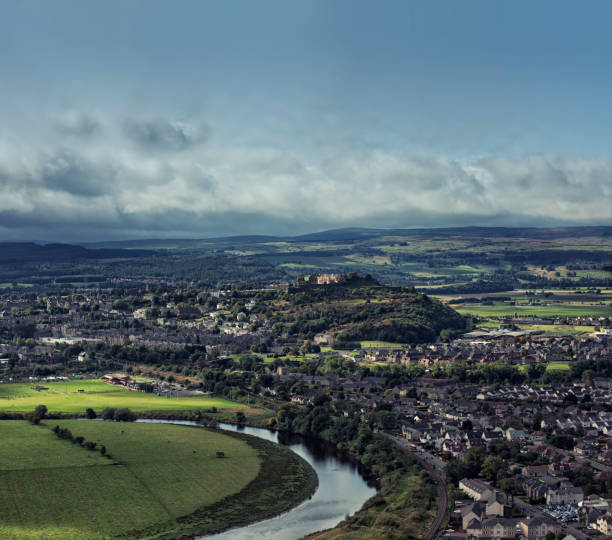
[[456, 479, 562, 539], [360, 336, 612, 367]]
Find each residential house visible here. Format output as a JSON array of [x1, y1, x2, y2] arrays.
[[596, 514, 612, 536], [519, 516, 560, 540]]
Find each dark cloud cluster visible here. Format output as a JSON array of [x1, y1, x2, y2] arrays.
[[124, 119, 209, 152]]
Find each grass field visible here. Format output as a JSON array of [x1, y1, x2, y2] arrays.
[[516, 324, 596, 336], [0, 379, 247, 414], [0, 420, 261, 540], [453, 302, 611, 318], [360, 341, 408, 349], [518, 361, 570, 373]]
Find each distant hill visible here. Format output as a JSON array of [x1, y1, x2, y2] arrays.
[[2, 227, 609, 291], [81, 225, 612, 250], [294, 226, 612, 242], [0, 242, 155, 264]]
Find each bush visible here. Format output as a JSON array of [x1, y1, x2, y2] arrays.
[[85, 408, 97, 419], [114, 408, 137, 422], [25, 412, 41, 425], [56, 427, 73, 441], [34, 405, 48, 419], [102, 407, 116, 421]]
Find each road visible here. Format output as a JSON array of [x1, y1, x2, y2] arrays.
[[389, 435, 448, 540]]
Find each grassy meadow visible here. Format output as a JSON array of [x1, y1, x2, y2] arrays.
[[452, 302, 610, 318], [0, 379, 247, 415], [0, 421, 261, 540], [517, 361, 571, 373]]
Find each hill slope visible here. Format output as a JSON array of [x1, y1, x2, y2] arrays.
[[253, 275, 467, 344]]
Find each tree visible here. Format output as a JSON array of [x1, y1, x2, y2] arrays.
[[102, 407, 116, 421], [572, 464, 594, 487], [114, 408, 137, 422], [235, 411, 246, 425], [85, 408, 97, 419], [463, 446, 487, 478], [481, 456, 506, 483], [445, 458, 467, 486], [34, 405, 48, 419], [532, 410, 544, 430], [461, 419, 473, 431], [499, 477, 523, 507]]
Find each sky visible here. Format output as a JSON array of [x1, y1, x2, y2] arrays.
[[0, 0, 611, 241]]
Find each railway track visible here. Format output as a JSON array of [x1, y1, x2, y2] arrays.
[[388, 435, 448, 540]]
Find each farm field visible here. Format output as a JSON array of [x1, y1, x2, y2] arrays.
[[452, 302, 610, 318], [0, 379, 251, 415], [0, 421, 261, 540], [516, 324, 597, 336]]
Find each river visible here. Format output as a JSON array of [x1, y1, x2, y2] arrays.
[[136, 419, 377, 540]]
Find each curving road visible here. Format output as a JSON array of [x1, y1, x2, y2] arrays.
[[389, 435, 448, 540]]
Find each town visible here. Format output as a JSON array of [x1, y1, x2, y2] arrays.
[[1, 274, 611, 540]]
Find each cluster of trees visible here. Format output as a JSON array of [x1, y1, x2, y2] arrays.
[[273, 399, 402, 478], [52, 425, 106, 454], [570, 358, 612, 380], [445, 446, 525, 503], [101, 407, 137, 422], [570, 464, 612, 498]]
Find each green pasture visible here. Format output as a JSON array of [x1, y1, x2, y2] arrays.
[[360, 341, 408, 349], [0, 379, 243, 414], [453, 302, 611, 318], [517, 362, 570, 373], [0, 420, 260, 540], [516, 324, 596, 336], [546, 361, 571, 370]]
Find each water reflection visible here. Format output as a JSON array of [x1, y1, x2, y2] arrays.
[[204, 424, 376, 540]]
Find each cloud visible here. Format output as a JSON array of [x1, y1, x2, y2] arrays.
[[55, 111, 101, 137], [0, 113, 610, 241], [41, 151, 117, 197], [124, 118, 209, 152]]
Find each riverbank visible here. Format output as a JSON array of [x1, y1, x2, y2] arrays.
[[0, 419, 317, 540], [302, 452, 438, 540], [122, 429, 318, 539], [3, 402, 440, 539]]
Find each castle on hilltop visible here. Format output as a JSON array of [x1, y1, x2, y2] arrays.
[[315, 273, 346, 285], [295, 273, 347, 287]]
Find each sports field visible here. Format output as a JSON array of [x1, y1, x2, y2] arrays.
[[0, 379, 243, 414], [0, 420, 261, 540]]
